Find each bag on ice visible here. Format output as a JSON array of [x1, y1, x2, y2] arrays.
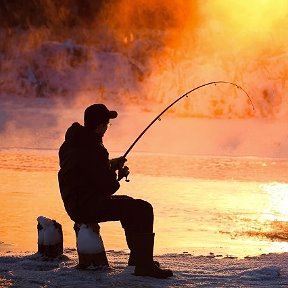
[[74, 223, 109, 269]]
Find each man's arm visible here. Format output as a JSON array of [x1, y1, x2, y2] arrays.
[[110, 156, 127, 171]]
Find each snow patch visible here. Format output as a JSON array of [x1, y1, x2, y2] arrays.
[[1, 250, 288, 287], [240, 266, 281, 281]]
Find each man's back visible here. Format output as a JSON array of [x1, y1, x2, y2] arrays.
[[58, 122, 119, 223]]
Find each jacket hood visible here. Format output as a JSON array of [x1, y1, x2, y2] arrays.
[[64, 122, 101, 146], [65, 122, 83, 143]]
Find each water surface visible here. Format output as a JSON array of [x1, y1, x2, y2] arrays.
[[0, 150, 288, 258]]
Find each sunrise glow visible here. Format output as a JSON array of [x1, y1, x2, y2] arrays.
[[1, 3, 288, 282]]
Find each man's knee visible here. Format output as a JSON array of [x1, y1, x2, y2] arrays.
[[135, 199, 153, 215]]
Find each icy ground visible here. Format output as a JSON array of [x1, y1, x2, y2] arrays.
[[0, 249, 288, 287]]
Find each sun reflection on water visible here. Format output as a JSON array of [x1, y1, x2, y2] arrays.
[[260, 183, 288, 222]]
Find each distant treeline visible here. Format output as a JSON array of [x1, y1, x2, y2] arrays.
[[0, 0, 189, 30], [0, 0, 110, 28]]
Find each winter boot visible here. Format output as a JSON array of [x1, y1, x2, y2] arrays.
[[133, 232, 173, 279], [125, 230, 160, 267], [125, 230, 136, 266]]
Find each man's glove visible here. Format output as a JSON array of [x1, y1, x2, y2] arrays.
[[110, 156, 127, 171], [117, 166, 130, 182]]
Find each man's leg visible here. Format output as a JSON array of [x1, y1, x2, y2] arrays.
[[94, 195, 153, 232], [91, 195, 153, 262], [94, 195, 173, 278]]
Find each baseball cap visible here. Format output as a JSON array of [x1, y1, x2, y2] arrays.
[[84, 104, 117, 128]]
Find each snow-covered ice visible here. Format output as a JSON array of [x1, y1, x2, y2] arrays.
[[1, 249, 288, 287]]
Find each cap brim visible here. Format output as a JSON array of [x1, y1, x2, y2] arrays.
[[109, 111, 118, 119]]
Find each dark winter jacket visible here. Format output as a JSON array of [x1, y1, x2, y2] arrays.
[[58, 122, 120, 223]]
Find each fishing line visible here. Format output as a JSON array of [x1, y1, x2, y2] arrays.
[[123, 81, 254, 159]]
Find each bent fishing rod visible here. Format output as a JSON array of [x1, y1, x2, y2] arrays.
[[123, 81, 254, 159]]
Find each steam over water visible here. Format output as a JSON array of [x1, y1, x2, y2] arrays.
[[0, 0, 288, 156]]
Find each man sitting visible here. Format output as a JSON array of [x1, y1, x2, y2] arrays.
[[58, 103, 173, 279]]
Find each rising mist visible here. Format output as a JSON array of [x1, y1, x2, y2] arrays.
[[0, 0, 287, 157]]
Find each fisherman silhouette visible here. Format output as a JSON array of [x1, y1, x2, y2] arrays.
[[58, 103, 173, 278]]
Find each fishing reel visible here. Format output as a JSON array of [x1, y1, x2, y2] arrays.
[[117, 165, 130, 182]]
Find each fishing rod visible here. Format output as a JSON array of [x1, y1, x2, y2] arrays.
[[123, 81, 254, 159]]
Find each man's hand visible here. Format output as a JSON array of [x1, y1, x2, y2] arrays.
[[110, 156, 127, 171], [117, 166, 130, 181]]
